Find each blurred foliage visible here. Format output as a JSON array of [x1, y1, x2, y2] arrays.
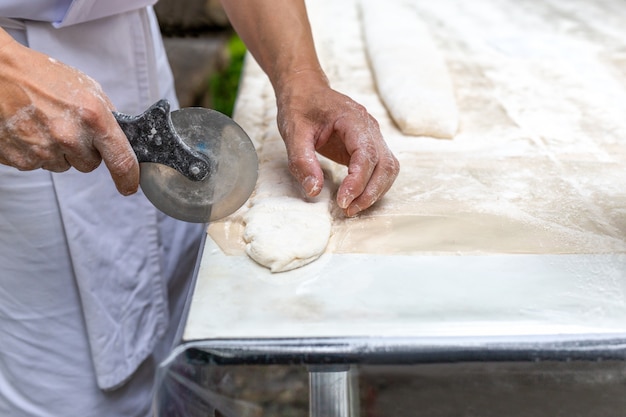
[[209, 35, 246, 116]]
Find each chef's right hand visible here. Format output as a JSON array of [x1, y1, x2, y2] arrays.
[[0, 29, 139, 195]]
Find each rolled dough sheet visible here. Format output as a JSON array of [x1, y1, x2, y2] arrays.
[[358, 0, 459, 138]]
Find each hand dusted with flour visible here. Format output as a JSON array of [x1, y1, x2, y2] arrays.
[[220, 0, 399, 218], [0, 29, 138, 195]]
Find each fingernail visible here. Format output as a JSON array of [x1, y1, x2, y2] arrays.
[[346, 203, 361, 217], [303, 176, 321, 195], [338, 195, 351, 209], [121, 187, 136, 196]]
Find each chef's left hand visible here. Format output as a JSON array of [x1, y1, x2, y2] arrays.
[[276, 74, 400, 217]]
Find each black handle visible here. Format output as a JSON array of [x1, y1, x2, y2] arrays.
[[114, 99, 211, 182]]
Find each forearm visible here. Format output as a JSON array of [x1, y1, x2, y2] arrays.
[[219, 0, 328, 94]]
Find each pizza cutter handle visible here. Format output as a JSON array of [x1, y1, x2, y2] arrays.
[[113, 99, 211, 182]]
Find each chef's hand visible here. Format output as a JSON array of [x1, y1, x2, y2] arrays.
[[276, 74, 400, 217], [0, 29, 139, 195], [219, 0, 399, 217]]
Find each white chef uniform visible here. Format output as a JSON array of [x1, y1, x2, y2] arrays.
[[0, 2, 204, 416]]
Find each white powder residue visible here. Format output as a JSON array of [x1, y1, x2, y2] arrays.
[[210, 0, 626, 261]]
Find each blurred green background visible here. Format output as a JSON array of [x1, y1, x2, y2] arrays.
[[209, 35, 246, 117]]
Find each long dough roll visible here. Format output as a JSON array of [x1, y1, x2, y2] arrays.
[[359, 0, 459, 139]]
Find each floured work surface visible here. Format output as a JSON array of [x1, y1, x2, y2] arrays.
[[210, 0, 626, 257], [184, 0, 626, 343]]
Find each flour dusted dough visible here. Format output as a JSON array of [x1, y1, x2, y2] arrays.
[[359, 0, 459, 138], [242, 159, 334, 273], [207, 56, 336, 273], [243, 196, 332, 273], [239, 100, 334, 272]]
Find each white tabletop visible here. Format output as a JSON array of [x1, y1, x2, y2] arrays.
[[184, 238, 626, 343], [182, 0, 626, 350]]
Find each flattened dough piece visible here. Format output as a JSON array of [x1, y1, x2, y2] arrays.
[[359, 0, 459, 138], [243, 196, 332, 273], [242, 128, 334, 273]]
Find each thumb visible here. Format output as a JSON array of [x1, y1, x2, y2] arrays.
[[93, 121, 140, 196]]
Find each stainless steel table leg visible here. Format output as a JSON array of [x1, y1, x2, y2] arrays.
[[309, 366, 358, 417]]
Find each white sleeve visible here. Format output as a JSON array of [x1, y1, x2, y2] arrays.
[[54, 0, 157, 27]]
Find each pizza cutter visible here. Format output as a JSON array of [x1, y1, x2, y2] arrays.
[[113, 99, 258, 223]]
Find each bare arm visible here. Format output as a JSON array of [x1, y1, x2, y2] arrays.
[[0, 29, 139, 195], [220, 0, 399, 216]]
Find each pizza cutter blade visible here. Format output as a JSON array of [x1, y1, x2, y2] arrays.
[[114, 99, 258, 223]]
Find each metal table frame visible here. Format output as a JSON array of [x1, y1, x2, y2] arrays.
[[152, 234, 626, 416]]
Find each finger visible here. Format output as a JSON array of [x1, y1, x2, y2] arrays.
[[284, 127, 325, 197], [41, 156, 72, 173], [344, 158, 399, 217], [50, 118, 102, 173], [92, 120, 139, 196], [336, 138, 377, 210], [341, 146, 399, 217], [97, 139, 139, 195], [64, 152, 102, 173]]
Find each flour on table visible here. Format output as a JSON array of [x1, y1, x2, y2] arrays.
[[214, 0, 626, 265], [358, 0, 459, 138]]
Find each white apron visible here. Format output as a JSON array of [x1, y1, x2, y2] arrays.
[[0, 0, 202, 396]]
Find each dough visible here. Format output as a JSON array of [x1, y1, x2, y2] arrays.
[[359, 0, 459, 138], [207, 56, 336, 273], [240, 115, 334, 272], [242, 157, 334, 273], [243, 196, 332, 273]]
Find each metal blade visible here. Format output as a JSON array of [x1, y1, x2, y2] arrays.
[[139, 107, 258, 223]]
